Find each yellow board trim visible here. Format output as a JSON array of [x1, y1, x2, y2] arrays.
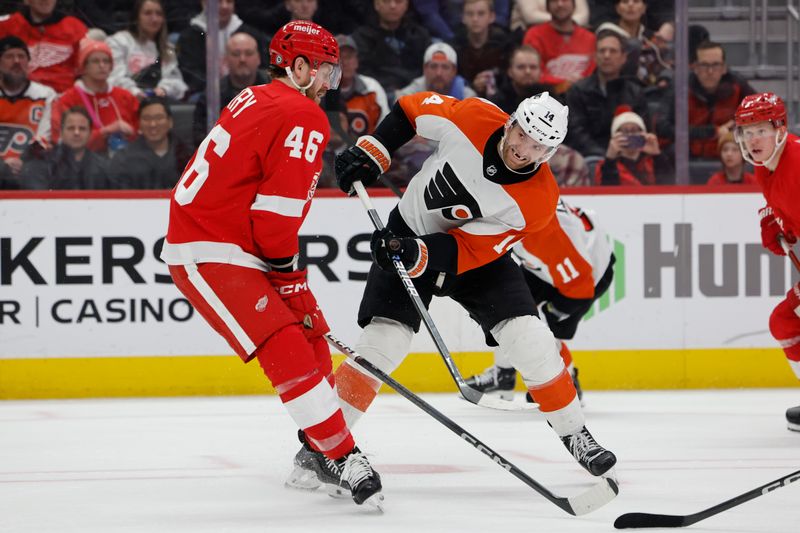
[[0, 348, 797, 400]]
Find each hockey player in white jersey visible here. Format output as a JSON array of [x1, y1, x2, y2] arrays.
[[285, 91, 618, 495], [466, 200, 616, 403]]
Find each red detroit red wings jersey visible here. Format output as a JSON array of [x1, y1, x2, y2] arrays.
[[513, 200, 613, 300], [755, 133, 800, 237], [396, 92, 560, 274], [162, 82, 330, 269]]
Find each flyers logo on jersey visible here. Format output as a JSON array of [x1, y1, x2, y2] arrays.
[[424, 163, 482, 221], [0, 125, 34, 156]]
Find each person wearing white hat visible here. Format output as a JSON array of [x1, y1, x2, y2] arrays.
[[394, 42, 477, 101]]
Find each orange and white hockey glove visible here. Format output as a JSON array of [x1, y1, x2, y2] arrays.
[[335, 135, 391, 195]]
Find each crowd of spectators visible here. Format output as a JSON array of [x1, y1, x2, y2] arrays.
[[0, 0, 768, 190]]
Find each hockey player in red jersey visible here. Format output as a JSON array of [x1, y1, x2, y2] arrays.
[[161, 21, 383, 508], [734, 92, 800, 431], [286, 91, 618, 493], [465, 200, 616, 405]]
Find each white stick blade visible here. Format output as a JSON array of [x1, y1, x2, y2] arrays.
[[567, 477, 619, 516]]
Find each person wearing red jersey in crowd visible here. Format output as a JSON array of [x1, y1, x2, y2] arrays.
[[0, 0, 88, 94], [0, 36, 56, 186], [594, 106, 659, 186], [734, 92, 800, 432], [51, 39, 139, 156], [521, 0, 596, 95], [285, 91, 619, 489], [160, 21, 384, 509], [705, 132, 756, 186]]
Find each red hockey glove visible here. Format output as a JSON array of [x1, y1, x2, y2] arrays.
[[759, 206, 796, 256], [266, 269, 329, 340]]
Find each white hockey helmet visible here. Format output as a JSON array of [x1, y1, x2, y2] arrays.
[[510, 92, 569, 163]]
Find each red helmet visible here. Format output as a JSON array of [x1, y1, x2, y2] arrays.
[[734, 92, 786, 128], [269, 21, 339, 71]]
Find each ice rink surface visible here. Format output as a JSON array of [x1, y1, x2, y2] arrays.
[[1, 389, 798, 533]]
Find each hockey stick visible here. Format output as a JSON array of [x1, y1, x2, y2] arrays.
[[324, 332, 619, 516], [778, 234, 800, 273], [351, 180, 536, 412], [613, 468, 800, 529]]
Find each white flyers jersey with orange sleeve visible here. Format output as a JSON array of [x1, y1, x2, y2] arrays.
[[512, 199, 613, 299], [395, 92, 560, 274], [161, 82, 329, 269]]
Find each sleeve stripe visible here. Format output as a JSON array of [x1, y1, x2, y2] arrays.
[[251, 194, 307, 217]]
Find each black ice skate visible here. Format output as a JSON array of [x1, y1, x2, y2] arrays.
[[465, 365, 516, 400], [336, 446, 384, 509], [787, 405, 800, 432], [561, 426, 617, 476], [284, 430, 349, 498]]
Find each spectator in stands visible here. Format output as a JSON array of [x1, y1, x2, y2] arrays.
[[522, 0, 596, 95], [689, 40, 755, 159], [335, 34, 389, 138], [412, 0, 454, 41], [51, 39, 139, 156], [395, 42, 476, 100], [192, 32, 267, 146], [594, 0, 672, 86], [177, 0, 268, 99], [0, 0, 88, 93], [107, 0, 187, 101], [594, 105, 659, 185], [0, 36, 56, 178], [706, 132, 756, 186], [163, 0, 202, 34], [238, 0, 365, 36], [19, 105, 111, 189], [490, 45, 553, 113], [351, 0, 431, 94], [565, 30, 648, 158], [451, 0, 510, 99], [110, 97, 191, 188], [511, 0, 588, 33], [549, 144, 590, 187]]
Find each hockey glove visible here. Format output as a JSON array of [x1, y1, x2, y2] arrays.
[[335, 135, 391, 195], [266, 269, 330, 340], [759, 206, 796, 256], [370, 228, 429, 278]]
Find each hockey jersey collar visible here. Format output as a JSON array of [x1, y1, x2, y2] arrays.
[[482, 126, 541, 184]]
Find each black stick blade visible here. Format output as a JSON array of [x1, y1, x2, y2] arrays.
[[614, 513, 687, 529]]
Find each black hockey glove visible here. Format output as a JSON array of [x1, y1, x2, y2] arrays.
[[335, 135, 391, 195], [370, 228, 429, 278]]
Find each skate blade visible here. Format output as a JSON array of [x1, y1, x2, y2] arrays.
[[360, 492, 385, 513], [284, 467, 322, 491]]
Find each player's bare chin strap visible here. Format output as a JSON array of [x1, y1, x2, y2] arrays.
[[491, 315, 585, 435], [335, 317, 414, 428]]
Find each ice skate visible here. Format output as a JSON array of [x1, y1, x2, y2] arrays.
[[336, 446, 384, 511], [787, 405, 800, 432], [465, 365, 516, 400], [284, 430, 350, 498], [561, 426, 617, 476]]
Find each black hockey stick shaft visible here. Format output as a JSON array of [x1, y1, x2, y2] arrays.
[[324, 333, 615, 515], [614, 468, 800, 529], [351, 181, 479, 399]]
